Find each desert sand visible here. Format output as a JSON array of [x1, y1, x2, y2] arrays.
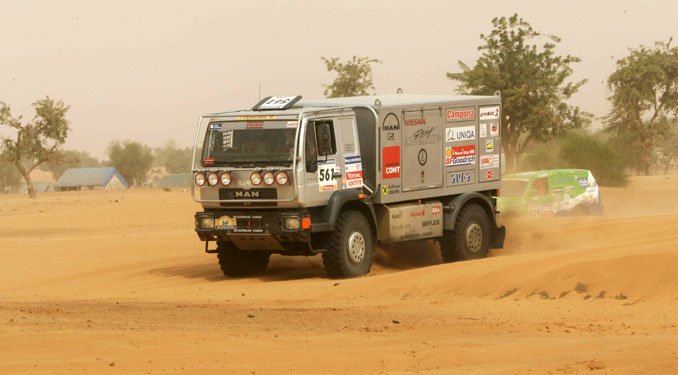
[[1, 175, 677, 374]]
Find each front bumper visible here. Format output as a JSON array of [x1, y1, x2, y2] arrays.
[[194, 210, 312, 252]]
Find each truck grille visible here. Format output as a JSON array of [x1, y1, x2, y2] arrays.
[[219, 188, 278, 200]]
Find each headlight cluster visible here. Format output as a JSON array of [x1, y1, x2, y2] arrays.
[[194, 171, 289, 187]]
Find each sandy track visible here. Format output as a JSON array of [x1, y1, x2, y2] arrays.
[[1, 176, 677, 374]]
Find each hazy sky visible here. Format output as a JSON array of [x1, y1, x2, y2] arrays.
[[1, 0, 676, 159]]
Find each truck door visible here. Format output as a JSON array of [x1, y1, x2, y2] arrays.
[[302, 115, 361, 205], [401, 109, 443, 192]]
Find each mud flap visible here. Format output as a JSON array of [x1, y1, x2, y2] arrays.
[[491, 224, 506, 249]]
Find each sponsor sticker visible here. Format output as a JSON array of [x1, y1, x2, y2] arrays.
[[445, 145, 476, 166], [236, 115, 276, 121], [485, 170, 494, 180], [479, 154, 500, 169], [382, 113, 400, 131], [404, 118, 426, 126], [209, 123, 222, 130], [445, 107, 475, 122], [404, 126, 441, 146], [449, 171, 473, 186], [344, 155, 363, 189], [490, 122, 499, 137], [479, 106, 500, 121], [286, 121, 297, 128], [432, 206, 442, 215], [445, 125, 476, 142], [318, 159, 338, 192], [382, 146, 401, 179], [479, 123, 487, 138], [578, 178, 589, 188], [246, 122, 263, 128], [485, 139, 494, 152]]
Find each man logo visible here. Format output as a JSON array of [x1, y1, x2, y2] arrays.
[[234, 191, 260, 198]]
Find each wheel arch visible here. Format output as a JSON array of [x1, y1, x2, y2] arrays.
[[443, 192, 505, 249]]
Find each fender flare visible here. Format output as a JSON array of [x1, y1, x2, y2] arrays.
[[312, 189, 377, 233]]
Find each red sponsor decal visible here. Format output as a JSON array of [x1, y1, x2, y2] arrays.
[[409, 209, 426, 217], [446, 109, 475, 121], [486, 170, 494, 179], [451, 145, 475, 157], [432, 206, 441, 215], [404, 118, 427, 126], [202, 157, 215, 166], [346, 171, 363, 180], [382, 146, 401, 179], [246, 122, 263, 128]]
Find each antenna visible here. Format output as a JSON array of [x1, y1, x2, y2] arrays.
[[258, 82, 261, 101]]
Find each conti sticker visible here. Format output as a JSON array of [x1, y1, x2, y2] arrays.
[[382, 146, 401, 179], [344, 155, 363, 189], [445, 145, 476, 166], [318, 159, 338, 192]]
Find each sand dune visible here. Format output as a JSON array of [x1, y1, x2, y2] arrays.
[[1, 175, 677, 374]]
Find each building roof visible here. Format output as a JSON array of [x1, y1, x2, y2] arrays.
[[56, 167, 129, 188]]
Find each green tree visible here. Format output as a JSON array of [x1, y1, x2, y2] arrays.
[[321, 56, 381, 98], [605, 40, 678, 175], [107, 140, 153, 186], [0, 97, 70, 198], [154, 140, 192, 174], [0, 161, 22, 192], [41, 149, 100, 180], [447, 14, 591, 169], [558, 132, 628, 187]]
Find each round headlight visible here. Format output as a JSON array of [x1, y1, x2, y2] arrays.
[[207, 172, 219, 186], [220, 172, 232, 186], [276, 171, 289, 185], [194, 172, 206, 186], [250, 172, 262, 186], [263, 171, 275, 185]]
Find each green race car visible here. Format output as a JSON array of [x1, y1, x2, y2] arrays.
[[498, 169, 603, 217]]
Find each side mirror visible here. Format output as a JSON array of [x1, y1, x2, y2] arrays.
[[316, 123, 333, 156]]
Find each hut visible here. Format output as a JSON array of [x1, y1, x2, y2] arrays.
[[56, 167, 128, 191]]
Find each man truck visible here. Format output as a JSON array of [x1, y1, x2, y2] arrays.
[[192, 94, 505, 278]]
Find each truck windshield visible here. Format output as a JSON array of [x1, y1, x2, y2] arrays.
[[202, 126, 296, 167], [501, 179, 529, 197]]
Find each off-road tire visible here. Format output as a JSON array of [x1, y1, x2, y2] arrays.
[[216, 241, 270, 277], [440, 203, 491, 262], [322, 210, 373, 278]]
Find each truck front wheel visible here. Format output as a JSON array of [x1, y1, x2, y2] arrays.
[[322, 210, 373, 278], [440, 203, 490, 262], [216, 241, 270, 277]]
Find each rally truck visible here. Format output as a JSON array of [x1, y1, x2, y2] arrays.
[[192, 94, 506, 278]]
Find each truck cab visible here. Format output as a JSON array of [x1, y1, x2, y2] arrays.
[[193, 95, 505, 278]]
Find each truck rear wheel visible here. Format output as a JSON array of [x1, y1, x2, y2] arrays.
[[216, 241, 270, 277], [322, 210, 373, 278], [441, 203, 490, 262]]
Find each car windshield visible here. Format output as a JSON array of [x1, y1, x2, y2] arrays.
[[202, 125, 296, 167], [501, 179, 529, 196]]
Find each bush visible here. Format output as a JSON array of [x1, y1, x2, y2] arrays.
[[558, 132, 628, 187]]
